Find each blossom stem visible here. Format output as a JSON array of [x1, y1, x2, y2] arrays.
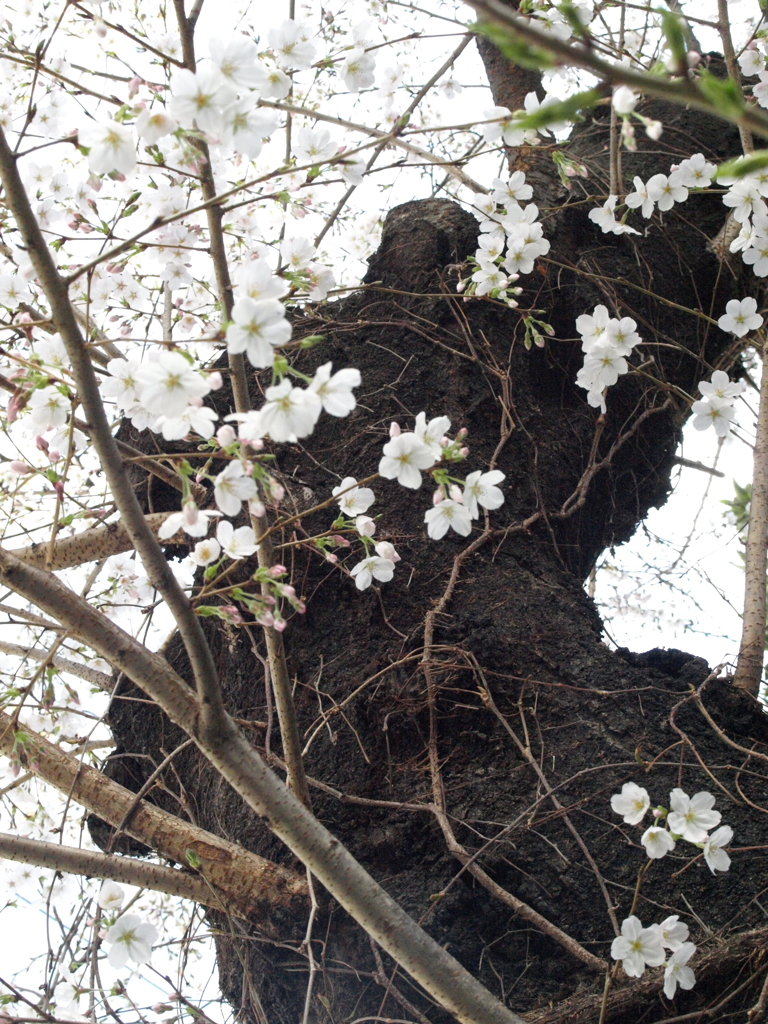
[[734, 336, 768, 694]]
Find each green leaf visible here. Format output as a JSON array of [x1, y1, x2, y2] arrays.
[[511, 87, 601, 132], [697, 70, 746, 121], [471, 21, 556, 72], [185, 849, 201, 868], [715, 151, 768, 181], [660, 9, 687, 69]]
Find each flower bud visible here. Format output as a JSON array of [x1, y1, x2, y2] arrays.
[[389, 421, 401, 437], [128, 75, 143, 97], [273, 618, 287, 633], [216, 425, 236, 447], [208, 371, 223, 390], [326, 552, 338, 563], [269, 564, 287, 576], [433, 486, 445, 505], [449, 484, 463, 503], [457, 427, 468, 439], [35, 435, 49, 452], [459, 446, 469, 457], [248, 499, 266, 518], [256, 610, 275, 627], [355, 515, 376, 537], [282, 584, 296, 598], [9, 461, 33, 474]]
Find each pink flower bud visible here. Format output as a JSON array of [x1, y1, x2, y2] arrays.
[[456, 279, 466, 293], [389, 421, 401, 437], [273, 618, 287, 633], [94, 17, 107, 36], [256, 610, 275, 627], [189, 395, 203, 407], [219, 605, 243, 625], [457, 427, 468, 440], [459, 446, 469, 457], [270, 483, 285, 503], [35, 435, 49, 452], [296, 601, 306, 613], [269, 564, 287, 576], [433, 487, 445, 505], [217, 425, 236, 447], [282, 584, 296, 598], [9, 461, 32, 474], [440, 435, 449, 447], [128, 75, 142, 97], [248, 499, 266, 518], [331, 534, 351, 547], [208, 371, 223, 390], [246, 437, 264, 451], [449, 484, 463, 503], [241, 460, 254, 474], [326, 552, 338, 563], [182, 500, 200, 527], [53, 480, 65, 500], [49, 449, 61, 463]]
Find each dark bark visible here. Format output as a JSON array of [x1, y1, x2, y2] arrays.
[[88, 52, 768, 1024]]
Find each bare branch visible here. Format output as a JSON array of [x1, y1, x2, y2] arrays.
[[0, 709, 309, 926], [0, 639, 112, 688], [0, 832, 220, 906]]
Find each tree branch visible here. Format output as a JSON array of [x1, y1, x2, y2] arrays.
[[0, 639, 112, 688], [0, 545, 526, 1024], [0, 709, 309, 927], [0, 124, 219, 737], [0, 832, 220, 906]]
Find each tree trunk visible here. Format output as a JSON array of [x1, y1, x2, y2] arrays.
[[90, 49, 768, 1024]]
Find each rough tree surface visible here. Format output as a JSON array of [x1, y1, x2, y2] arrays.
[[91, 47, 768, 1024]]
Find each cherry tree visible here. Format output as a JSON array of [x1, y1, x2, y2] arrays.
[[1, 1, 768, 1024]]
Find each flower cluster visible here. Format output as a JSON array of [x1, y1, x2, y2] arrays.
[[462, 170, 549, 303], [611, 782, 734, 873], [574, 304, 643, 412], [739, 41, 768, 110], [611, 915, 696, 997], [327, 414, 505, 591], [691, 368, 747, 438]]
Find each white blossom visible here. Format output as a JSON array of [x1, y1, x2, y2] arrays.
[[332, 477, 375, 516], [350, 554, 395, 590], [691, 397, 735, 437], [97, 880, 125, 911], [424, 498, 473, 539], [463, 470, 505, 519], [136, 107, 177, 144], [190, 537, 221, 566], [379, 433, 436, 489], [214, 461, 257, 516], [658, 915, 689, 952], [217, 520, 258, 559], [78, 120, 136, 176], [718, 297, 764, 337], [610, 916, 665, 978], [702, 825, 733, 874], [209, 36, 266, 89], [667, 788, 721, 842], [158, 501, 221, 539], [341, 48, 376, 92], [226, 297, 292, 367], [259, 379, 322, 442], [135, 352, 211, 417], [610, 782, 650, 824], [269, 20, 316, 71], [28, 387, 69, 431], [641, 825, 675, 859], [169, 68, 235, 135], [308, 363, 360, 416], [293, 127, 338, 164], [104, 914, 158, 969], [663, 943, 697, 999]]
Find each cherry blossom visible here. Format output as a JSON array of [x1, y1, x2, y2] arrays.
[[28, 387, 69, 432], [135, 352, 211, 417], [169, 68, 235, 135], [259, 380, 322, 442], [209, 36, 266, 89], [97, 880, 125, 911], [294, 128, 338, 164], [375, 540, 401, 563], [342, 49, 376, 92], [190, 537, 221, 567], [236, 261, 289, 302], [610, 781, 650, 824], [691, 397, 736, 437], [350, 554, 395, 590], [414, 412, 451, 457], [158, 500, 220, 539], [214, 461, 257, 516], [269, 20, 316, 71], [332, 477, 375, 516], [658, 915, 689, 952], [308, 363, 361, 416], [226, 297, 292, 367], [641, 825, 675, 859], [673, 153, 716, 188], [588, 194, 640, 236], [136, 107, 177, 144], [718, 297, 764, 337], [663, 943, 696, 999], [667, 789, 721, 843], [612, 86, 639, 114], [78, 120, 136, 176], [462, 470, 505, 519], [220, 97, 279, 159], [104, 914, 158, 969], [702, 825, 733, 874], [379, 432, 435, 489], [217, 520, 258, 559], [424, 498, 473, 539], [625, 177, 655, 219], [611, 916, 665, 978]]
